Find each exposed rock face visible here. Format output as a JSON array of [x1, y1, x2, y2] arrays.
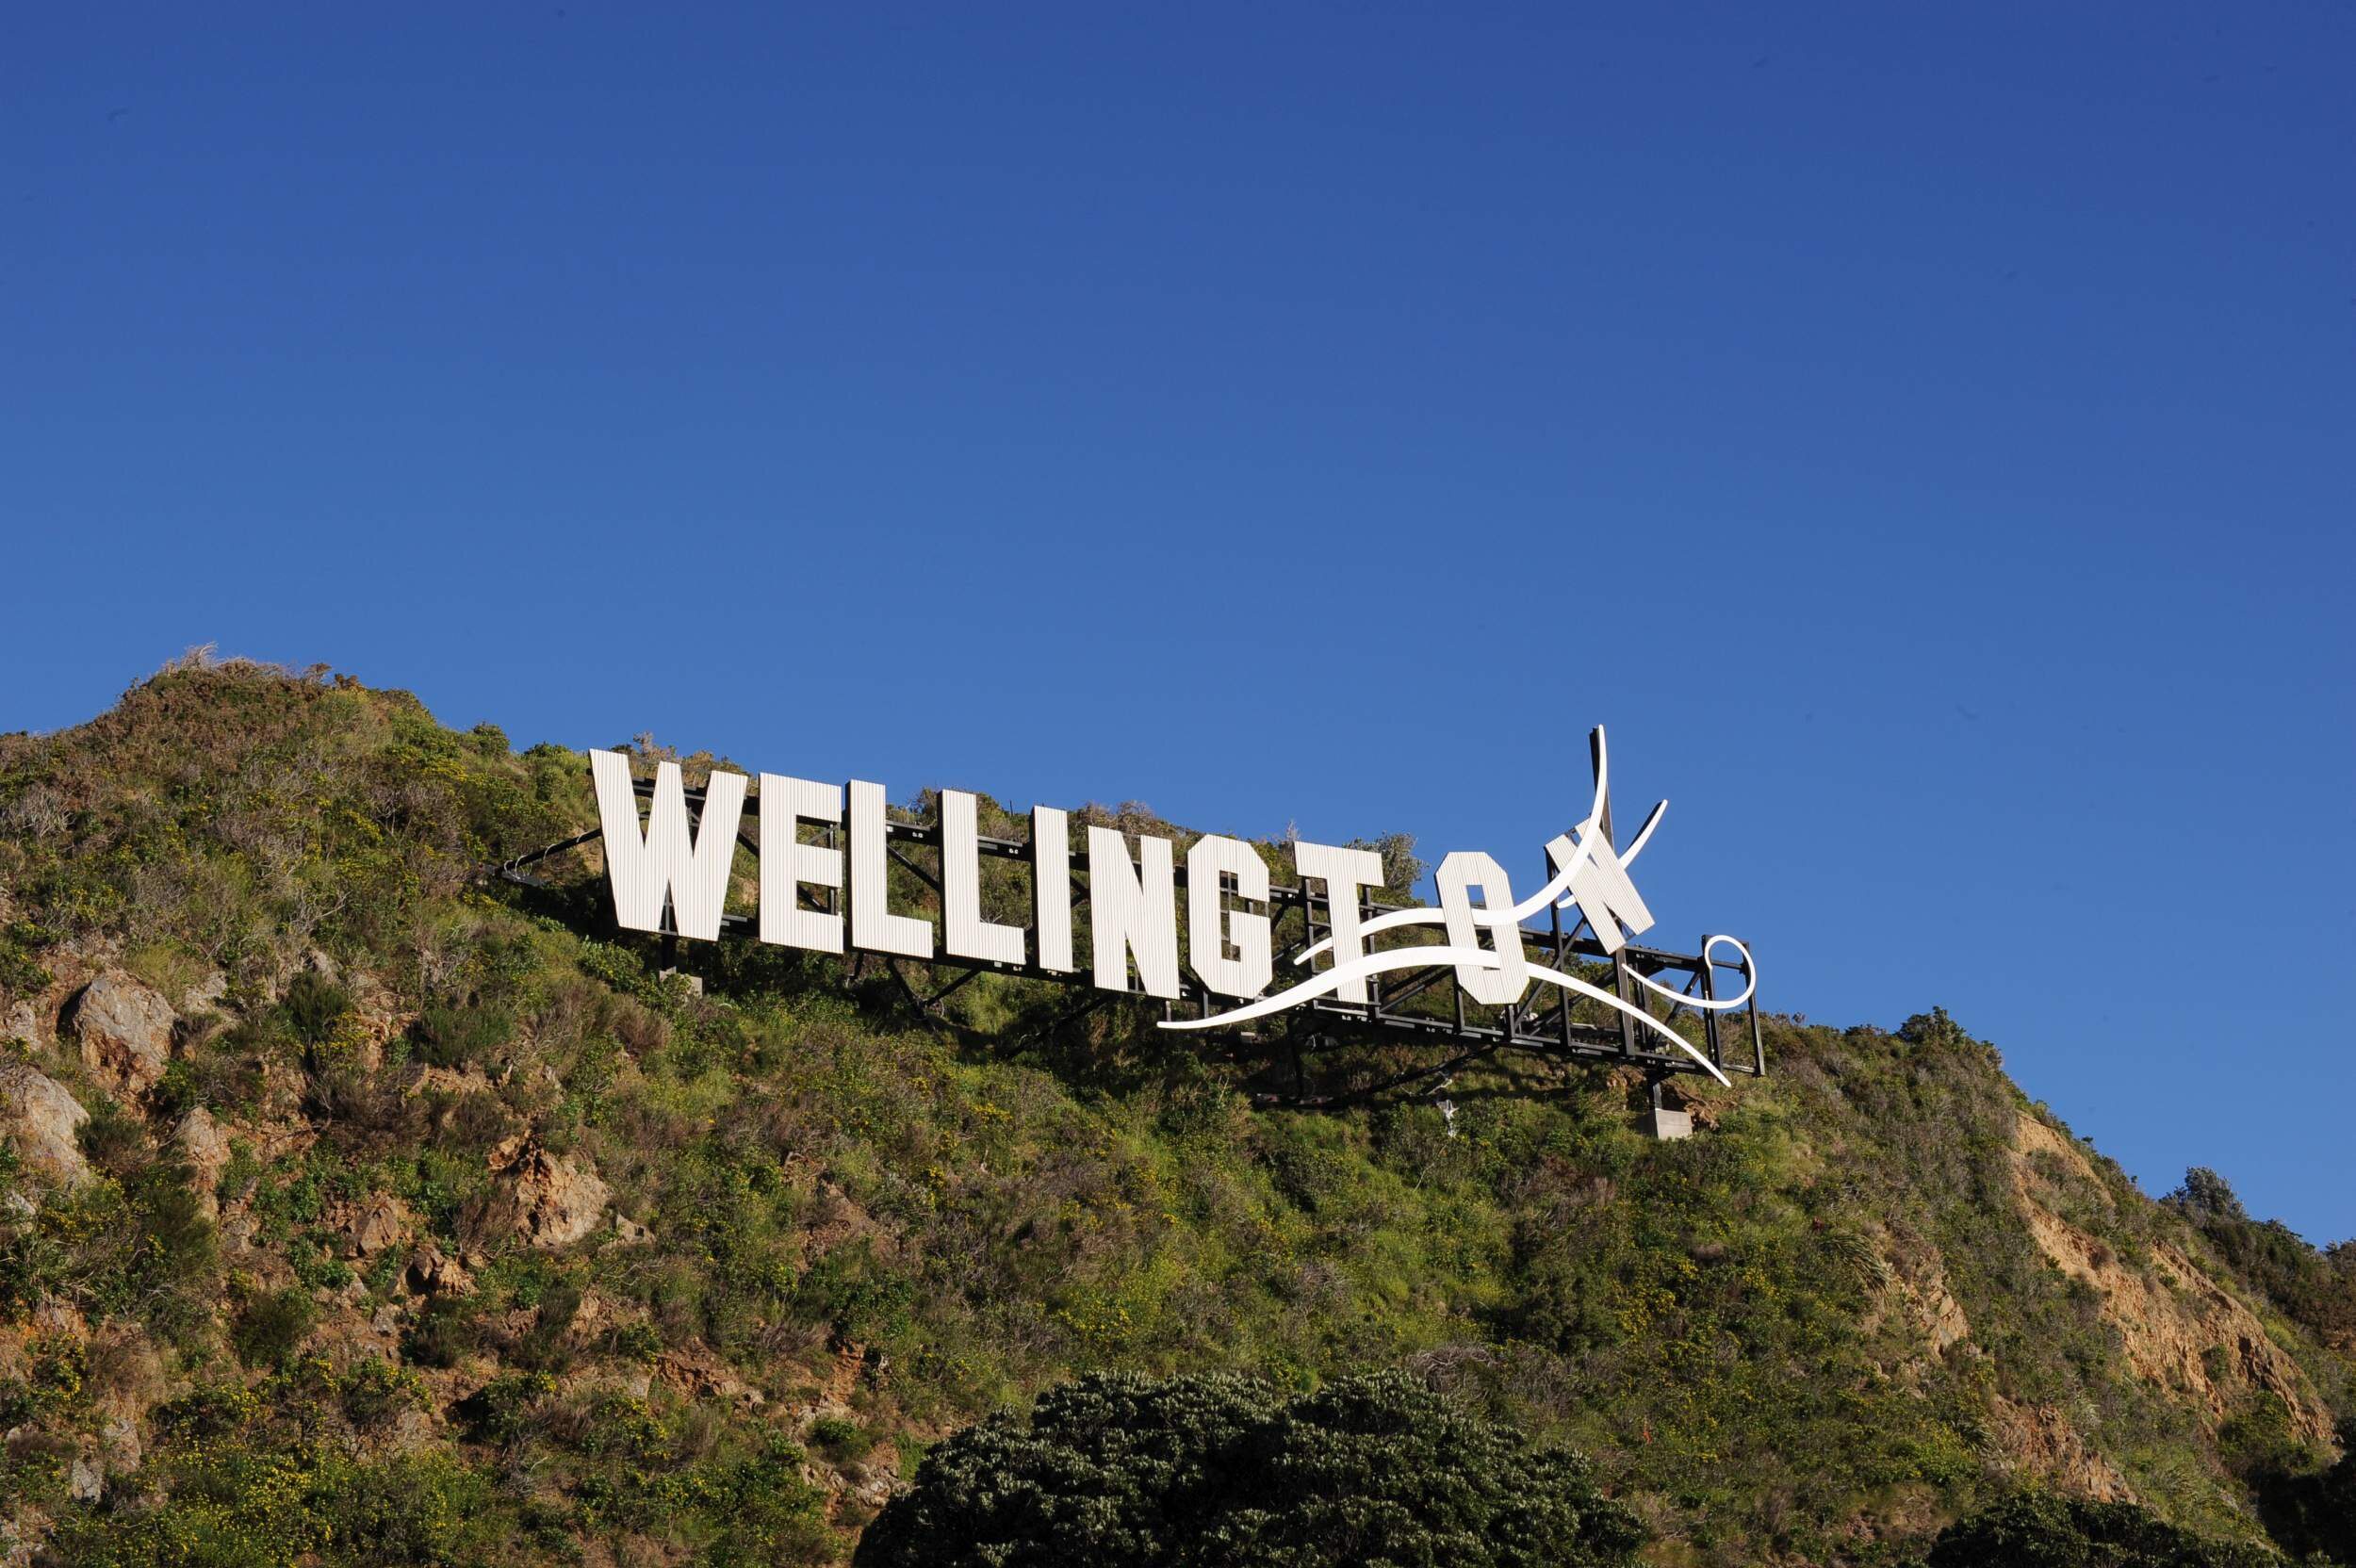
[[352, 1193, 409, 1257], [3, 1000, 41, 1050], [2009, 1111, 2334, 1447], [1988, 1395, 2135, 1502], [483, 1135, 611, 1250], [404, 1063, 495, 1101], [1922, 1280, 1971, 1354], [99, 1416, 140, 1478], [405, 1243, 474, 1297], [822, 1338, 870, 1407], [173, 1108, 232, 1219], [0, 1064, 91, 1187], [184, 972, 230, 1014], [0, 1511, 33, 1568], [68, 1456, 102, 1503], [1890, 1249, 1972, 1358], [72, 972, 175, 1097]]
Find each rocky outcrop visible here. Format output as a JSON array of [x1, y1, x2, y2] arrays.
[[656, 1342, 764, 1406], [2, 1001, 41, 1051], [172, 1108, 232, 1220], [821, 1338, 870, 1407], [352, 1193, 409, 1257], [404, 1063, 495, 1101], [405, 1243, 474, 1297], [71, 972, 175, 1097], [481, 1135, 610, 1250], [1988, 1395, 2135, 1502], [0, 1510, 39, 1568], [2010, 1111, 2333, 1447], [100, 1416, 140, 1478], [1888, 1247, 1972, 1359], [186, 972, 229, 1013], [0, 1065, 90, 1188]]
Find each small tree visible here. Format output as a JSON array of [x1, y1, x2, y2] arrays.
[[853, 1370, 1643, 1568], [2166, 1168, 2250, 1225]]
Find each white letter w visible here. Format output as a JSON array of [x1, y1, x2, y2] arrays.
[[590, 749, 747, 941]]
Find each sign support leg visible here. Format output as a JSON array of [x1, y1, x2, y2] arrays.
[[1643, 1069, 1693, 1141]]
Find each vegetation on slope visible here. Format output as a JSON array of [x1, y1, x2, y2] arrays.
[[0, 658, 2348, 1565], [854, 1369, 1644, 1568]]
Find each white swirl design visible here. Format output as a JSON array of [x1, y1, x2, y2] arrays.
[[1160, 939, 1744, 1086], [1158, 728, 1751, 1088]]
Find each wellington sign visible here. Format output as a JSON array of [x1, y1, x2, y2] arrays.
[[511, 727, 1763, 1101]]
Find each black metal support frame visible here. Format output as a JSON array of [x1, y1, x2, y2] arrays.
[[496, 774, 1765, 1103]]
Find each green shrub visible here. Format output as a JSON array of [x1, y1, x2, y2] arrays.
[[410, 1001, 514, 1070], [402, 1295, 481, 1369], [0, 1331, 85, 1426], [50, 1105, 219, 1340], [2250, 1414, 2356, 1564], [283, 970, 352, 1046], [287, 1233, 354, 1292], [171, 1018, 273, 1114], [1922, 1492, 2281, 1567], [854, 1370, 1644, 1568], [456, 1368, 556, 1444], [336, 1357, 425, 1428], [233, 1286, 318, 1368], [76, 1098, 151, 1179], [510, 1279, 582, 1372], [609, 1319, 664, 1364], [808, 1413, 865, 1459], [154, 1380, 262, 1439], [48, 1440, 504, 1568], [0, 921, 56, 995]]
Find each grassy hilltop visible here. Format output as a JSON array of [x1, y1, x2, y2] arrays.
[[0, 659, 2349, 1565]]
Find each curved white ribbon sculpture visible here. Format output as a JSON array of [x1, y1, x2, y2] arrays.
[[1160, 730, 1750, 1087]]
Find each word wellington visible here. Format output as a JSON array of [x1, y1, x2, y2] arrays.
[[533, 727, 1761, 1101]]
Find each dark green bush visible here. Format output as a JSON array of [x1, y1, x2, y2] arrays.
[[608, 1319, 663, 1364], [232, 1286, 318, 1368], [0, 921, 56, 995], [1922, 1492, 2282, 1568], [154, 1380, 262, 1439], [456, 1369, 555, 1444], [854, 1370, 1644, 1568], [76, 1098, 150, 1179], [808, 1413, 865, 1459], [402, 1295, 482, 1370], [510, 1279, 582, 1372], [49, 1106, 219, 1340], [172, 1016, 274, 1113], [283, 970, 352, 1047], [410, 1001, 515, 1070], [2250, 1414, 2356, 1564]]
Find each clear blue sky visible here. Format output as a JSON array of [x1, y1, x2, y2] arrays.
[[5, 6, 2350, 1240]]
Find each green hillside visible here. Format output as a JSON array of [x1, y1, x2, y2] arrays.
[[1, 659, 2348, 1565]]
